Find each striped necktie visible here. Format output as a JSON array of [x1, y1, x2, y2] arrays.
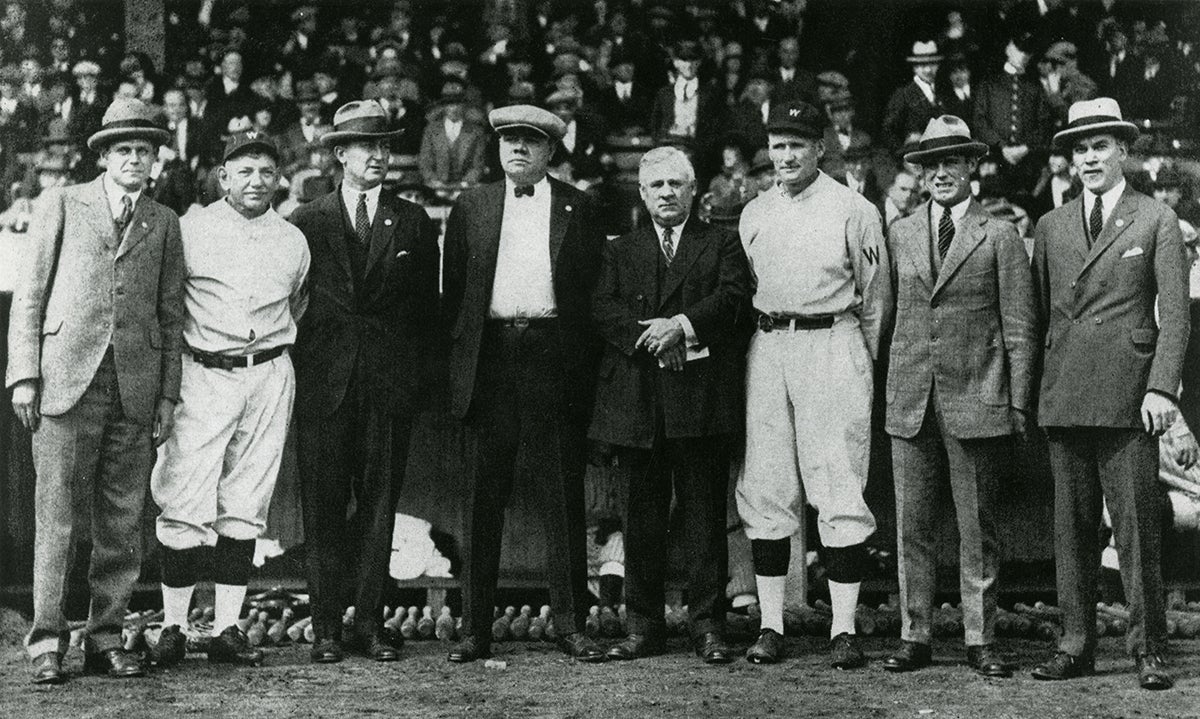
[[937, 206, 954, 260], [1088, 195, 1103, 248], [355, 193, 370, 245], [661, 225, 675, 265]]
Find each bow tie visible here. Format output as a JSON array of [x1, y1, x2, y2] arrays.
[[514, 184, 535, 198]]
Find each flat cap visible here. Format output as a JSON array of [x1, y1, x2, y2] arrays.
[[488, 104, 566, 141]]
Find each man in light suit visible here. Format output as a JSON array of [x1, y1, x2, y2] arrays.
[[291, 100, 440, 664], [590, 147, 754, 664], [7, 97, 185, 684], [1030, 98, 1189, 690], [442, 104, 606, 664], [880, 116, 1036, 678]]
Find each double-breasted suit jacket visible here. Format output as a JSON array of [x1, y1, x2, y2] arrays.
[[290, 189, 440, 421], [442, 178, 605, 425], [886, 199, 1038, 439], [7, 176, 185, 419], [1032, 188, 1189, 428], [589, 220, 754, 447]]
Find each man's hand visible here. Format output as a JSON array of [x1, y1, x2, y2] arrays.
[[636, 317, 685, 356], [11, 379, 40, 431], [657, 343, 686, 372], [1010, 407, 1032, 439], [1141, 392, 1178, 436], [153, 399, 177, 447], [1171, 431, 1200, 470]]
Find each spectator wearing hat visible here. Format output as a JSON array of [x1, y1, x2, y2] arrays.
[[1040, 41, 1098, 125], [726, 69, 774, 155], [278, 80, 330, 179], [938, 53, 974, 125], [442, 103, 607, 665], [547, 86, 604, 187], [835, 144, 883, 209], [881, 169, 922, 234], [149, 130, 308, 671], [1152, 169, 1200, 229], [973, 34, 1053, 205], [0, 64, 39, 154], [290, 100, 440, 665], [8, 97, 184, 685], [773, 35, 817, 105], [206, 50, 258, 141], [882, 115, 1036, 679], [1029, 98, 1188, 691], [1028, 148, 1082, 223], [883, 41, 945, 153], [650, 42, 721, 175], [418, 77, 488, 188], [599, 43, 653, 135], [746, 147, 776, 196], [280, 5, 325, 75], [736, 98, 891, 669], [820, 91, 872, 181]]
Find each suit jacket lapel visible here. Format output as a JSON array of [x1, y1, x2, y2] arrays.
[[932, 200, 988, 297], [83, 176, 117, 251], [364, 194, 396, 278], [548, 181, 571, 271], [634, 226, 661, 309], [1080, 189, 1136, 276], [658, 220, 704, 309], [903, 202, 935, 292], [1062, 196, 1089, 264], [478, 182, 505, 287], [322, 190, 355, 280]]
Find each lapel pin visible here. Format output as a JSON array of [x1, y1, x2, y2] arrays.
[[384, 218, 393, 226], [1115, 219, 1125, 227], [565, 204, 573, 212], [141, 222, 148, 228]]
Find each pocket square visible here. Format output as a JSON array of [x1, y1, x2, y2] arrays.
[[395, 250, 410, 259], [1121, 246, 1144, 258]]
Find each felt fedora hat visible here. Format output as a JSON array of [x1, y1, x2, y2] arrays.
[[1052, 97, 1139, 148], [903, 115, 989, 165], [87, 97, 171, 151], [320, 100, 403, 146]]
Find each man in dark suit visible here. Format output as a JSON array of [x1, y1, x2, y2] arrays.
[[649, 42, 722, 169], [881, 116, 1036, 678], [7, 98, 185, 684], [1030, 98, 1189, 691], [442, 104, 606, 664], [290, 100, 440, 664], [591, 146, 753, 664], [882, 41, 944, 153], [600, 44, 653, 135]]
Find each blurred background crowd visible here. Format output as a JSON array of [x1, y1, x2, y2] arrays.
[[0, 0, 1198, 239]]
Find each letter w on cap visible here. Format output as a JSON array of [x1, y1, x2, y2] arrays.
[[790, 108, 802, 117]]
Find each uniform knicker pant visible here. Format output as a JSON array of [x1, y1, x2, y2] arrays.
[[460, 321, 590, 640], [1048, 427, 1165, 657], [27, 350, 153, 658], [298, 375, 412, 641], [152, 353, 295, 549], [892, 396, 1007, 646], [737, 318, 876, 547]]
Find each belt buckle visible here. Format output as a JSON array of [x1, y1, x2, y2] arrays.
[[512, 317, 530, 330], [245, 353, 255, 368]]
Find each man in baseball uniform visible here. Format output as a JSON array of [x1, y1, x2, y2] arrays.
[[737, 99, 892, 667], [150, 131, 310, 668]]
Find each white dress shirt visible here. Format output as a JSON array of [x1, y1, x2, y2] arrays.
[[341, 182, 382, 226], [913, 75, 936, 105], [1083, 178, 1126, 230], [1050, 175, 1072, 208], [615, 80, 632, 101], [103, 172, 143, 222], [671, 78, 699, 137], [930, 196, 971, 272], [489, 177, 557, 318], [444, 117, 463, 145]]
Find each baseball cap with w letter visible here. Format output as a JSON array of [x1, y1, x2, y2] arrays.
[[766, 99, 827, 139]]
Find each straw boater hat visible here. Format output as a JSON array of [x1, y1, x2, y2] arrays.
[[488, 104, 566, 142], [903, 115, 989, 165], [320, 100, 404, 146], [906, 40, 943, 65], [86, 97, 171, 151], [1052, 97, 1139, 149]]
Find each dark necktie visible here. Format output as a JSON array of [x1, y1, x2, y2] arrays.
[[937, 206, 954, 260], [1088, 195, 1104, 247], [355, 193, 370, 244], [514, 184, 534, 198], [116, 195, 133, 237], [661, 225, 675, 265]]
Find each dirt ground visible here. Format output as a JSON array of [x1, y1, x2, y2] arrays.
[[2, 632, 1199, 719]]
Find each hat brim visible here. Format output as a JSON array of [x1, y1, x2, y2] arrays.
[[86, 127, 171, 152], [224, 140, 280, 163], [906, 54, 944, 64], [1052, 121, 1139, 149], [904, 140, 989, 165], [320, 129, 404, 147], [765, 123, 824, 139], [493, 122, 560, 142]]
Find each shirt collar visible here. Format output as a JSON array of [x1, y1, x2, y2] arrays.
[[102, 172, 142, 218], [1003, 62, 1021, 76], [933, 195, 971, 222], [341, 182, 383, 215], [504, 175, 550, 199], [652, 216, 688, 244], [1086, 178, 1126, 214]]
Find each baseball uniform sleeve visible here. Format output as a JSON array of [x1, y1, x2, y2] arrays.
[[289, 229, 311, 323], [5, 187, 65, 388], [847, 200, 892, 360]]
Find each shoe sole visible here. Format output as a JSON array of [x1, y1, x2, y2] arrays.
[[311, 655, 343, 664], [32, 674, 66, 685], [746, 654, 781, 664]]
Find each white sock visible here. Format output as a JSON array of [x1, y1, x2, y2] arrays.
[[162, 584, 195, 629], [755, 575, 787, 634], [214, 583, 248, 634], [828, 580, 860, 637]]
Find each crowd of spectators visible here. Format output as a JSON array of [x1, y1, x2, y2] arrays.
[[0, 0, 1198, 237]]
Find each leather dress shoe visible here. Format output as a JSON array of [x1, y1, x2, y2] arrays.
[[557, 632, 607, 663], [1135, 653, 1174, 690], [1030, 651, 1094, 680], [310, 638, 344, 663], [350, 634, 400, 662], [607, 634, 665, 660], [151, 625, 188, 667], [381, 626, 404, 649], [31, 652, 66, 685], [829, 632, 867, 669], [84, 647, 146, 678], [207, 625, 264, 666], [693, 632, 734, 664], [967, 645, 1011, 678], [447, 635, 491, 663], [882, 641, 931, 673], [745, 628, 785, 664]]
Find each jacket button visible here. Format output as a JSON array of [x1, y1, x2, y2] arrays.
[[1073, 319, 1080, 324], [1095, 317, 1102, 324], [1070, 281, 1076, 288]]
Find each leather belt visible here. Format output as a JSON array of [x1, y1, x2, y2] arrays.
[[191, 345, 288, 370], [488, 317, 558, 330], [756, 313, 835, 332]]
